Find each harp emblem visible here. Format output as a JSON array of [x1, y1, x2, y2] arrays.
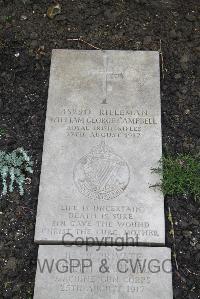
[[73, 142, 130, 200]]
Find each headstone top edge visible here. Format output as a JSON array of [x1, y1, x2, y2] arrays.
[[52, 48, 159, 56], [37, 245, 171, 252]]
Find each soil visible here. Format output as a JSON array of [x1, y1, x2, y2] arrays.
[[0, 0, 200, 298]]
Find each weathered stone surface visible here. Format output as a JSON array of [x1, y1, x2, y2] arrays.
[[35, 50, 164, 244], [34, 245, 173, 299]]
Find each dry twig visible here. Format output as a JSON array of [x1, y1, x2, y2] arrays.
[[168, 206, 179, 270], [66, 37, 101, 50], [159, 39, 165, 79]]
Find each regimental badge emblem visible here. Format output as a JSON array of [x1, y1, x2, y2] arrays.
[[73, 141, 130, 200]]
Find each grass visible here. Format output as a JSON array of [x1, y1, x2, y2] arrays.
[[152, 154, 200, 201], [5, 16, 12, 22], [0, 128, 6, 138]]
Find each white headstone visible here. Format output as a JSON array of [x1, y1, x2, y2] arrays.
[[35, 50, 164, 244]]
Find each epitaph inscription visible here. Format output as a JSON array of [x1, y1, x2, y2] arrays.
[[35, 50, 164, 244], [34, 246, 173, 299]]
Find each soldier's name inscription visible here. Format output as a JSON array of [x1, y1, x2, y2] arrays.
[[49, 107, 157, 138]]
